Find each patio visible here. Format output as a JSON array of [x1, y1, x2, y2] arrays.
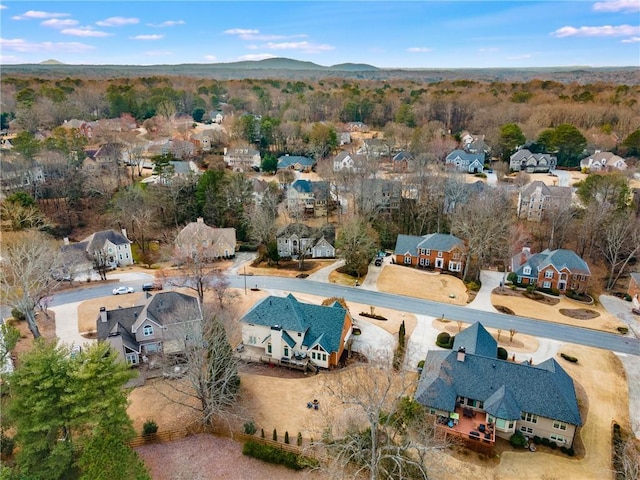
[[435, 406, 495, 447]]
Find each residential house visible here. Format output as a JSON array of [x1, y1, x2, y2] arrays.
[[338, 132, 351, 145], [1, 138, 13, 150], [392, 151, 412, 173], [174, 217, 236, 259], [206, 110, 224, 124], [517, 181, 572, 221], [579, 151, 627, 172], [510, 247, 591, 294], [627, 272, 640, 300], [510, 149, 557, 173], [277, 154, 316, 172], [346, 122, 368, 132], [358, 179, 402, 213], [62, 229, 134, 269], [61, 119, 94, 139], [0, 159, 45, 193], [276, 223, 336, 259], [96, 291, 200, 365], [240, 293, 353, 369], [287, 179, 336, 218], [141, 160, 201, 185], [94, 142, 127, 166], [190, 129, 219, 153], [333, 151, 366, 172], [394, 233, 465, 275], [357, 138, 392, 159], [460, 131, 488, 155], [223, 147, 261, 172], [415, 322, 582, 448], [445, 150, 485, 173]]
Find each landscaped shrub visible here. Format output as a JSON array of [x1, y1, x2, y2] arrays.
[[541, 437, 550, 446], [284, 431, 289, 444], [617, 326, 629, 334], [436, 332, 451, 348], [509, 431, 527, 448], [567, 447, 575, 456], [0, 433, 15, 457], [549, 441, 557, 449], [417, 360, 425, 370], [466, 281, 481, 292], [560, 353, 578, 363], [261, 428, 265, 439], [242, 440, 316, 471], [507, 272, 518, 284], [526, 285, 536, 294], [533, 436, 541, 445], [143, 419, 158, 435], [244, 421, 257, 435], [297, 432, 302, 447], [623, 294, 632, 301], [497, 347, 508, 360], [273, 429, 278, 441], [10, 308, 25, 322]]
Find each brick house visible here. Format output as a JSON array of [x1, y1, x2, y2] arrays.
[[517, 181, 572, 221], [510, 247, 591, 294], [394, 233, 465, 275]]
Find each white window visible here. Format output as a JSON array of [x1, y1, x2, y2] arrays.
[[419, 258, 429, 267], [284, 347, 289, 357], [550, 434, 565, 443], [437, 251, 443, 257], [553, 421, 567, 431], [322, 353, 327, 361], [448, 261, 461, 272], [523, 266, 531, 275], [267, 343, 272, 354], [520, 426, 534, 434], [543, 281, 551, 289], [425, 249, 431, 255], [249, 336, 257, 345], [143, 325, 154, 336], [545, 270, 554, 279], [520, 412, 538, 423], [404, 255, 412, 265], [125, 353, 138, 365]]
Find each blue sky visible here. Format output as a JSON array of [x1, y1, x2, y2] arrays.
[[1, 1, 638, 68]]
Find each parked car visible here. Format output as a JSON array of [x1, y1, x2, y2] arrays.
[[112, 286, 134, 295], [142, 282, 163, 292]]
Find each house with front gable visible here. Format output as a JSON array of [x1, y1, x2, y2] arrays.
[[223, 147, 261, 172], [415, 322, 582, 448], [510, 149, 556, 173], [445, 149, 485, 173], [517, 181, 572, 221], [287, 179, 336, 217], [357, 138, 392, 159], [277, 154, 315, 172], [175, 217, 236, 260], [392, 151, 412, 173], [66, 229, 134, 268], [240, 294, 353, 370], [510, 247, 591, 294], [579, 151, 627, 172], [276, 223, 336, 259], [0, 158, 45, 193], [333, 151, 366, 172], [394, 233, 465, 275], [96, 291, 200, 366]]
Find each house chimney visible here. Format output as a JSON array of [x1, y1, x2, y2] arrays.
[[223, 147, 227, 155], [522, 246, 530, 254], [457, 347, 466, 362], [121, 228, 128, 239], [100, 307, 107, 323], [197, 217, 204, 223], [63, 237, 70, 245]]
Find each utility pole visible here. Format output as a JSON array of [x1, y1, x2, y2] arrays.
[[243, 265, 247, 295]]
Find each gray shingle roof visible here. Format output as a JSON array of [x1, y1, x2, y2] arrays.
[[241, 294, 348, 354], [82, 229, 130, 252], [277, 155, 315, 169], [514, 248, 590, 278], [145, 292, 199, 327], [453, 322, 497, 357], [96, 305, 144, 342], [394, 233, 464, 256], [291, 179, 313, 193], [415, 323, 582, 426]]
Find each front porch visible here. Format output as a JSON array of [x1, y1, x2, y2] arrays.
[[435, 407, 495, 452], [234, 344, 318, 373]]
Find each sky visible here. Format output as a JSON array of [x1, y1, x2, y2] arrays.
[[0, 1, 638, 68]]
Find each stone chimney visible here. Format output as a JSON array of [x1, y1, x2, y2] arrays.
[[99, 307, 107, 323], [197, 217, 204, 223], [63, 237, 70, 245], [121, 228, 128, 239], [456, 347, 466, 362]]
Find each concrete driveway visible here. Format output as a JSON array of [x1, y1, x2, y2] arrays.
[[51, 301, 96, 351], [350, 317, 395, 364]]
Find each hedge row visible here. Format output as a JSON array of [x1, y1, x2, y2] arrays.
[[242, 440, 317, 470]]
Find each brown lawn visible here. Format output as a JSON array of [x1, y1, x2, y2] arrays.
[[244, 259, 337, 278], [377, 264, 469, 305]]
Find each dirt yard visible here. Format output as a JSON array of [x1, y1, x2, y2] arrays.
[[376, 265, 469, 305], [243, 259, 337, 278]]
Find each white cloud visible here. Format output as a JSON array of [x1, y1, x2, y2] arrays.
[[0, 54, 24, 64], [145, 50, 172, 56], [61, 27, 112, 38], [41, 18, 79, 28], [96, 17, 139, 27], [147, 20, 185, 27], [593, 0, 639, 13], [407, 47, 432, 53], [0, 5, 8, 9], [0, 37, 94, 53], [237, 53, 277, 61], [12, 10, 70, 20], [622, 36, 640, 43], [551, 24, 640, 37], [203, 54, 217, 61], [478, 47, 499, 53], [264, 41, 334, 53], [130, 34, 164, 40], [225, 28, 259, 35], [506, 54, 533, 60]]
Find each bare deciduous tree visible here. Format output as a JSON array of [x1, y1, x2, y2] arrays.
[[0, 231, 62, 338], [599, 212, 640, 291]]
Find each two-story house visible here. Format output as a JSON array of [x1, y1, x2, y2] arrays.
[[579, 151, 627, 172], [276, 223, 336, 259], [511, 247, 591, 294], [333, 151, 366, 172], [96, 291, 200, 365], [358, 179, 402, 213], [277, 155, 316, 172], [174, 217, 236, 260], [357, 138, 392, 159], [510, 149, 557, 173], [415, 322, 582, 448], [445, 149, 485, 173], [517, 181, 572, 221], [394, 233, 465, 275], [287, 179, 335, 218], [223, 147, 261, 172], [240, 294, 353, 370], [72, 229, 134, 268]]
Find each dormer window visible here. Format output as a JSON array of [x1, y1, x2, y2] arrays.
[[143, 325, 154, 336], [523, 266, 531, 275]]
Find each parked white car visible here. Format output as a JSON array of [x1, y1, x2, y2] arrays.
[[112, 286, 134, 295]]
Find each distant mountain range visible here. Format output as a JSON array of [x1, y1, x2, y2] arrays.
[[2, 57, 637, 84]]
